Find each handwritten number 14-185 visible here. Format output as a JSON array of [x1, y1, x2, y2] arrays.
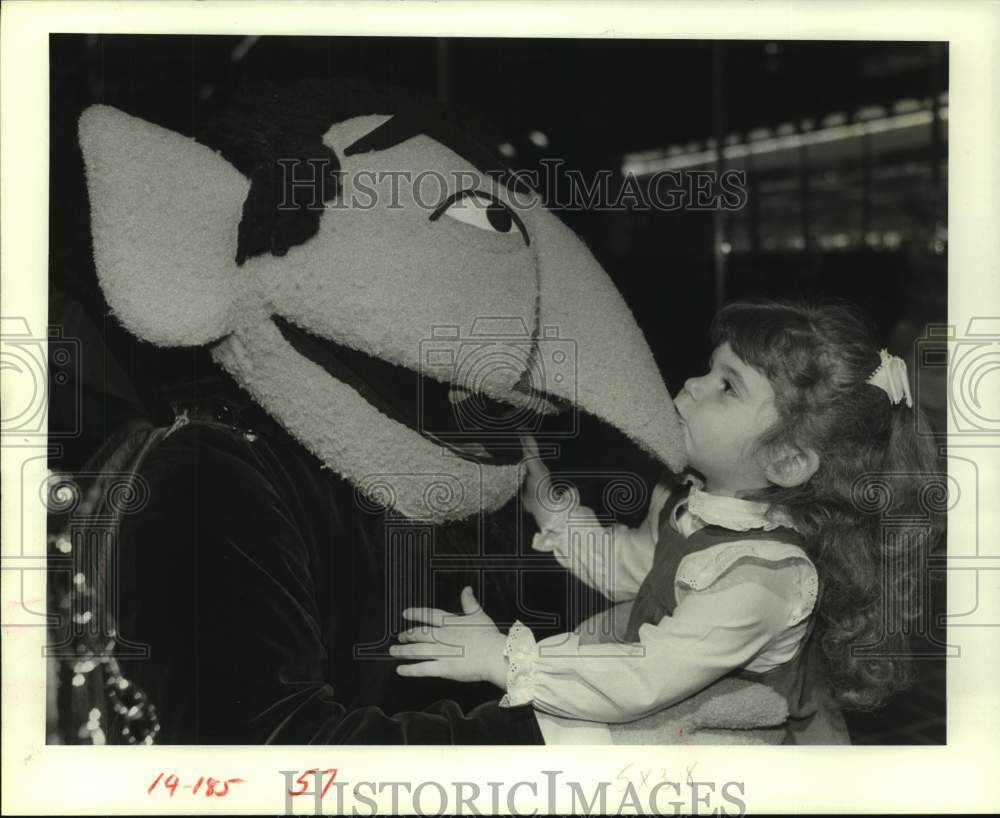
[[147, 773, 246, 797]]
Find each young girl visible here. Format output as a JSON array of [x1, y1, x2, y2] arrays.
[[391, 299, 941, 741]]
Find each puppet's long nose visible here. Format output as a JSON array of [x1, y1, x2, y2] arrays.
[[519, 208, 687, 472]]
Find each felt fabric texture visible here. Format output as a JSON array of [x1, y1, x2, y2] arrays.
[[78, 106, 249, 347], [213, 317, 521, 521], [607, 677, 789, 745], [529, 201, 683, 470], [79, 101, 685, 522]]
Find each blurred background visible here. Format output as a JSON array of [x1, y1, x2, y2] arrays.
[[49, 34, 949, 744]]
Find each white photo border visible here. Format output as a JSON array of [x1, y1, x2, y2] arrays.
[[2, 1, 999, 814]]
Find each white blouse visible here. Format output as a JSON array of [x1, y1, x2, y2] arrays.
[[502, 474, 819, 743]]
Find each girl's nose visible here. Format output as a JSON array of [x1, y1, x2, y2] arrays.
[[683, 376, 701, 399]]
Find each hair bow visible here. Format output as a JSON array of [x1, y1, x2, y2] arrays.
[[866, 348, 913, 408]]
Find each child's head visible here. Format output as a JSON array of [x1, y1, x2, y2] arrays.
[[696, 298, 902, 499], [675, 296, 897, 497], [673, 339, 807, 496], [695, 298, 942, 711]]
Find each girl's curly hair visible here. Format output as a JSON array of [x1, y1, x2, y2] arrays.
[[711, 298, 945, 711]]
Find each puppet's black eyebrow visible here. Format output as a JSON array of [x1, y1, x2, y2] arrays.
[[342, 112, 532, 198]]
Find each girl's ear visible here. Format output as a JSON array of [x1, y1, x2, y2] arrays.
[[763, 444, 821, 488], [79, 105, 250, 347]]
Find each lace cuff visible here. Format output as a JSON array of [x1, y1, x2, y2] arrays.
[[498, 620, 538, 708]]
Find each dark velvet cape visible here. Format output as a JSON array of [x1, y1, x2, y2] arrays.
[[113, 374, 547, 744]]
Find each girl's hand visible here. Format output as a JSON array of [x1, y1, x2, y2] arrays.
[[521, 434, 576, 531], [520, 434, 551, 522], [392, 587, 508, 689]]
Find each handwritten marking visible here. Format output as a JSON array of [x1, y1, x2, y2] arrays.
[[147, 772, 245, 797]]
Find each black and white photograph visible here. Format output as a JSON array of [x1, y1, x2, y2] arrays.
[[2, 2, 998, 815]]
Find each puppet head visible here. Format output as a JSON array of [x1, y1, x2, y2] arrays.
[[79, 81, 685, 521]]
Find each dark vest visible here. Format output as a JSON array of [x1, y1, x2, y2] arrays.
[[581, 482, 823, 737]]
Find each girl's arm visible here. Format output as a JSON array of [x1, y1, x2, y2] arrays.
[[395, 560, 808, 724], [500, 560, 806, 723], [522, 435, 672, 602]]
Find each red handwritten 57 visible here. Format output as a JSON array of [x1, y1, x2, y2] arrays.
[[288, 768, 338, 798]]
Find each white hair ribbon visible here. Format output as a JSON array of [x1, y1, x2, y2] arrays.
[[866, 348, 913, 408]]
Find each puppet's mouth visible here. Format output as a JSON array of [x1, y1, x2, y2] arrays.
[[273, 315, 566, 466]]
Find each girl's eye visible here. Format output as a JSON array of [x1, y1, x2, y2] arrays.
[[722, 379, 735, 395], [430, 190, 530, 246]]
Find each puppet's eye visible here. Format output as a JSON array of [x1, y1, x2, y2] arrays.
[[430, 190, 529, 246]]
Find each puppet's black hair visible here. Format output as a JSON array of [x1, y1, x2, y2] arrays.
[[194, 79, 518, 266]]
